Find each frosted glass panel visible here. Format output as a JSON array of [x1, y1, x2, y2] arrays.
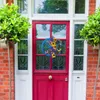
[[36, 24, 50, 38], [52, 24, 66, 39]]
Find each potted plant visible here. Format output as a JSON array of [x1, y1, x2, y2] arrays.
[[0, 4, 31, 100], [0, 4, 31, 46], [80, 8, 100, 47], [80, 7, 100, 100]]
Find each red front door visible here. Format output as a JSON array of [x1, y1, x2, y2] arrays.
[[32, 21, 69, 100]]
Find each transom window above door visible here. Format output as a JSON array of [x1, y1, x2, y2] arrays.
[[34, 0, 68, 14], [15, 0, 86, 15]]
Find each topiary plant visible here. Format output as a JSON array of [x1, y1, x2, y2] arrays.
[[0, 4, 31, 100], [80, 7, 100, 100], [0, 4, 31, 44], [80, 8, 100, 46]]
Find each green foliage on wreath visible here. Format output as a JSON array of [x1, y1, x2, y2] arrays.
[[0, 4, 31, 43], [80, 7, 100, 46]]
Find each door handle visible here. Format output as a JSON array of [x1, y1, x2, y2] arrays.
[[48, 75, 52, 80]]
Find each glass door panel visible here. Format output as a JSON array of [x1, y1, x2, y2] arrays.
[[36, 56, 50, 70], [52, 24, 66, 39], [36, 24, 50, 38], [52, 56, 66, 70], [34, 0, 68, 14], [34, 22, 69, 72]]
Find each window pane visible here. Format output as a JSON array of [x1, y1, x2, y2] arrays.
[[52, 56, 65, 70], [17, 0, 28, 14], [74, 56, 83, 70], [74, 41, 84, 55], [74, 24, 84, 71], [36, 24, 50, 38], [36, 40, 43, 54], [36, 56, 50, 70], [75, 0, 85, 13], [74, 24, 84, 39], [37, 40, 49, 54], [52, 24, 66, 39], [61, 41, 66, 54], [18, 40, 28, 54], [18, 56, 28, 70], [34, 0, 68, 14]]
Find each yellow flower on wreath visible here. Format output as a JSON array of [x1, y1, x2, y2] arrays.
[[51, 42, 56, 47], [52, 52, 56, 58], [53, 38, 57, 42]]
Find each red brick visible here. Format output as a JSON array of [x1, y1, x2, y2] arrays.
[[0, 43, 14, 100]]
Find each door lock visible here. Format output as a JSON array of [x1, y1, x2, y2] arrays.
[[65, 77, 68, 81]]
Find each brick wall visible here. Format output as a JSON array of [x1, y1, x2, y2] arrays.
[[6, 0, 13, 4], [0, 0, 14, 100], [89, 0, 96, 15], [0, 46, 14, 100], [86, 0, 100, 100]]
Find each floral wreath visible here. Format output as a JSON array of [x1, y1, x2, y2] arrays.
[[41, 37, 62, 58]]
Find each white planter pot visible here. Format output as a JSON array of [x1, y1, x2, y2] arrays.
[[0, 39, 7, 48], [93, 44, 100, 50]]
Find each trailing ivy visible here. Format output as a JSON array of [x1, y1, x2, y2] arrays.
[[80, 7, 100, 46], [0, 4, 31, 43]]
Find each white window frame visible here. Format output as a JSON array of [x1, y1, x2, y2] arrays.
[[15, 38, 29, 74], [72, 21, 88, 73], [32, 0, 88, 20], [14, 0, 32, 74], [69, 20, 88, 100], [32, 0, 69, 18]]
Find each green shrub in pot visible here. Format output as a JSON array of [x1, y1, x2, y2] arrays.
[[80, 8, 100, 46], [0, 4, 31, 44], [80, 7, 100, 100]]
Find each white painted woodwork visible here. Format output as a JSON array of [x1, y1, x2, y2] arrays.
[[72, 74, 85, 100], [15, 75, 29, 100], [96, 0, 100, 8]]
